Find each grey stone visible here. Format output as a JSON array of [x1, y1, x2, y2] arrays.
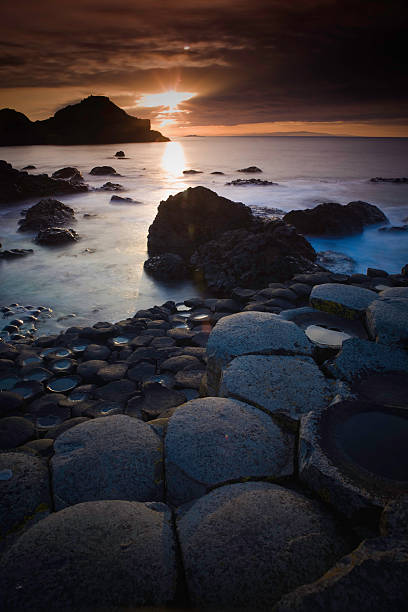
[[94, 379, 137, 402], [23, 438, 54, 458], [177, 482, 349, 609], [273, 538, 408, 612], [366, 291, 408, 347], [160, 354, 202, 372], [380, 495, 408, 538], [77, 359, 107, 380], [127, 361, 156, 382], [83, 343, 111, 360], [324, 338, 408, 382], [52, 415, 164, 509], [310, 283, 377, 319], [166, 398, 295, 506], [220, 355, 333, 422], [48, 417, 89, 439], [174, 369, 204, 389], [0, 452, 51, 553], [0, 416, 36, 449], [167, 327, 195, 345], [206, 312, 312, 395], [0, 500, 177, 611], [131, 382, 186, 421], [290, 282, 312, 297], [96, 362, 128, 382]]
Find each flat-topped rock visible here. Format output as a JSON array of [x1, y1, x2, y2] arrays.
[[0, 500, 177, 611], [310, 283, 377, 319], [220, 354, 333, 422], [52, 414, 164, 509], [274, 537, 408, 612], [324, 338, 408, 382], [206, 312, 312, 395], [366, 290, 408, 347], [165, 398, 295, 506], [176, 482, 349, 609]]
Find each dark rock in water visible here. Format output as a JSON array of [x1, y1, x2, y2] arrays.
[[99, 181, 124, 191], [191, 220, 319, 292], [144, 253, 189, 280], [18, 198, 76, 231], [90, 166, 118, 176], [402, 263, 408, 276], [316, 250, 356, 274], [370, 176, 408, 183], [0, 95, 169, 145], [0, 160, 87, 205], [183, 169, 202, 174], [110, 195, 140, 204], [0, 248, 33, 259], [367, 267, 388, 277], [237, 166, 262, 173], [22, 165, 36, 170], [378, 224, 408, 232], [210, 171, 224, 175], [226, 178, 278, 186], [147, 186, 253, 259], [283, 201, 388, 236], [115, 150, 125, 157], [51, 167, 83, 181], [35, 227, 79, 245]]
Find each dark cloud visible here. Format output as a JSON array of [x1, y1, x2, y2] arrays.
[[0, 0, 407, 124]]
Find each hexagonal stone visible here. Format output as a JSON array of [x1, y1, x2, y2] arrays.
[[0, 500, 177, 610], [310, 283, 377, 319], [0, 416, 36, 449], [220, 355, 333, 422], [274, 537, 408, 612], [77, 359, 107, 380], [299, 401, 408, 520], [166, 398, 295, 506], [52, 415, 164, 509], [94, 379, 137, 402], [128, 382, 186, 421], [324, 338, 408, 382], [206, 312, 312, 395], [83, 344, 111, 360], [160, 354, 202, 372], [0, 453, 51, 553], [176, 482, 349, 609], [96, 363, 128, 382], [366, 290, 408, 347], [174, 369, 204, 389]]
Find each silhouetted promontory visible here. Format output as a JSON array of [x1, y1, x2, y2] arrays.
[[0, 96, 169, 146]]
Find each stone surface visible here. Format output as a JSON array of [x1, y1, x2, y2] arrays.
[[35, 227, 79, 244], [160, 354, 202, 372], [174, 369, 204, 389], [310, 283, 377, 319], [366, 290, 408, 347], [0, 500, 177, 610], [177, 482, 349, 609], [220, 355, 333, 421], [144, 253, 189, 280], [166, 398, 295, 506], [206, 311, 312, 395], [0, 416, 36, 449], [273, 538, 408, 612], [0, 452, 51, 552], [324, 338, 408, 382], [94, 379, 137, 402], [83, 343, 111, 360], [18, 198, 76, 231], [129, 382, 186, 420], [380, 495, 408, 538], [52, 415, 164, 509]]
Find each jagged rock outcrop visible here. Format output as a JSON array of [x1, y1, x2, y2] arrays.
[[18, 198, 76, 232], [0, 96, 169, 146]]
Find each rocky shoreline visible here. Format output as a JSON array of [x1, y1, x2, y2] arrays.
[[1, 262, 408, 610]]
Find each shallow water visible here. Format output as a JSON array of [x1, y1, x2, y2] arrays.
[[1, 136, 408, 333]]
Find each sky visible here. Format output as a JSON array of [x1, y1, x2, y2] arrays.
[[1, 0, 407, 137]]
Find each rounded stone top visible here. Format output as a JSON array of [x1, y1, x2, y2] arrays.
[[310, 283, 377, 318]]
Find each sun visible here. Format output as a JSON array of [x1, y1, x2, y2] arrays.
[[138, 90, 196, 112]]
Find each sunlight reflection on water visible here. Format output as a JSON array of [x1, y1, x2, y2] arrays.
[[161, 141, 186, 178]]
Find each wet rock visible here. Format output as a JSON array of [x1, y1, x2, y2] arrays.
[[0, 248, 34, 259], [130, 382, 186, 421], [77, 359, 108, 381], [283, 201, 388, 236], [220, 354, 333, 422], [110, 194, 140, 204], [367, 267, 388, 277], [0, 452, 51, 553], [0, 500, 177, 610], [352, 372, 408, 408], [90, 165, 118, 175], [378, 224, 408, 232], [147, 186, 252, 258], [52, 415, 164, 509], [0, 416, 36, 449], [95, 379, 137, 402], [166, 398, 294, 506], [310, 283, 377, 319], [83, 343, 111, 360], [51, 167, 83, 181], [144, 253, 189, 280], [370, 176, 408, 183], [96, 362, 128, 383], [274, 537, 408, 612], [206, 311, 312, 395], [99, 181, 124, 191], [167, 327, 196, 345], [18, 198, 76, 231], [237, 166, 263, 172], [127, 361, 156, 383], [177, 482, 349, 609], [35, 227, 79, 244], [316, 250, 356, 275], [183, 169, 202, 174], [226, 178, 277, 186], [160, 354, 202, 372], [114, 150, 125, 157], [174, 369, 204, 389], [366, 288, 408, 347]]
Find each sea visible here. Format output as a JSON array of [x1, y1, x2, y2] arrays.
[[1, 136, 407, 335]]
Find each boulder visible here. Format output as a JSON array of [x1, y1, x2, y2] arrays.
[[147, 186, 253, 258], [51, 167, 83, 181], [0, 160, 87, 205], [115, 150, 125, 157], [110, 195, 140, 204], [183, 169, 202, 174], [0, 500, 177, 610], [274, 537, 408, 612], [310, 283, 377, 319], [166, 398, 295, 506], [90, 165, 118, 175], [237, 166, 262, 172], [129, 382, 186, 420], [176, 482, 350, 609], [99, 181, 124, 191], [366, 288, 408, 347], [35, 227, 79, 244], [220, 354, 333, 422], [191, 220, 319, 292], [18, 198, 76, 231], [52, 414, 164, 509], [370, 176, 408, 183], [226, 178, 277, 186], [206, 312, 312, 395], [144, 253, 189, 280], [283, 201, 388, 235]]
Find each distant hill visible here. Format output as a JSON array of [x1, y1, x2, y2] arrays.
[[0, 96, 170, 146]]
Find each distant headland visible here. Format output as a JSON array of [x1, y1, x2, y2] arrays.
[[0, 95, 170, 146]]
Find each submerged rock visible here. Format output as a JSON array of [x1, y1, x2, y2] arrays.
[[0, 248, 33, 259], [316, 250, 356, 274], [237, 165, 262, 172], [144, 253, 189, 280], [183, 169, 202, 174], [110, 195, 140, 204], [226, 178, 278, 186], [90, 165, 118, 176], [283, 201, 388, 236], [99, 181, 124, 191], [18, 198, 76, 232], [114, 150, 125, 157], [35, 227, 79, 245], [51, 167, 83, 181], [370, 176, 408, 183]]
